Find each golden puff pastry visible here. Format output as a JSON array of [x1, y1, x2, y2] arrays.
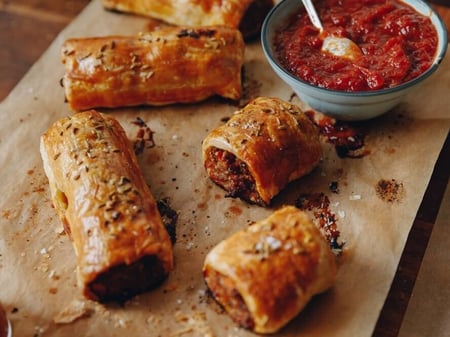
[[101, 0, 274, 39], [61, 26, 245, 111], [202, 97, 322, 206], [203, 206, 337, 334], [40, 110, 173, 302]]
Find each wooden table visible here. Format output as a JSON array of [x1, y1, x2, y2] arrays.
[[1, 1, 449, 336]]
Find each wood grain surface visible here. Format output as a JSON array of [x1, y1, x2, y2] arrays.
[[1, 1, 449, 336]]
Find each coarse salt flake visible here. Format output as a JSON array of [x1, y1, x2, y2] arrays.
[[265, 236, 282, 250]]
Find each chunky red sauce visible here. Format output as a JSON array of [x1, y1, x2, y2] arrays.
[[274, 0, 438, 91]]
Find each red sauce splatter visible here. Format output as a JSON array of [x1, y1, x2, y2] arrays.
[[306, 111, 369, 158], [295, 193, 343, 252], [197, 202, 207, 210], [227, 206, 243, 216], [131, 117, 156, 155]]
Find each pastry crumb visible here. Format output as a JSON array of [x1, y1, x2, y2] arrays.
[[54, 299, 95, 324]]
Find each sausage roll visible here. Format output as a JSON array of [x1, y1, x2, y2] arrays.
[[61, 26, 245, 111], [40, 110, 174, 302], [101, 0, 274, 39], [203, 206, 337, 334], [202, 97, 322, 206]]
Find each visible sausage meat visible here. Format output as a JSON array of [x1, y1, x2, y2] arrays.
[[87, 255, 166, 302], [204, 147, 264, 205], [204, 268, 254, 330]]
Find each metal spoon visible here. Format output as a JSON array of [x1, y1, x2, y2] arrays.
[[301, 0, 362, 60]]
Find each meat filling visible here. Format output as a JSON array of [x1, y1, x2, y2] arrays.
[[87, 255, 167, 302], [204, 268, 254, 330], [204, 147, 264, 205]]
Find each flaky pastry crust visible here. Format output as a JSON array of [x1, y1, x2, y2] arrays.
[[101, 0, 273, 38], [61, 26, 245, 111], [202, 97, 322, 206], [203, 206, 337, 334], [40, 110, 173, 302]]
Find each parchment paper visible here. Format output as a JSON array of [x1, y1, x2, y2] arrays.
[[0, 1, 449, 336]]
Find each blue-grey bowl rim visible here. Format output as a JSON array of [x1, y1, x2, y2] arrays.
[[261, 0, 448, 98]]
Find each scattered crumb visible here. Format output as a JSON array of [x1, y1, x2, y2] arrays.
[[349, 194, 361, 201], [171, 310, 215, 337], [53, 299, 95, 324], [376, 179, 404, 202]]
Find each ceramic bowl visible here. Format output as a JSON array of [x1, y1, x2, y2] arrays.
[[261, 0, 448, 120]]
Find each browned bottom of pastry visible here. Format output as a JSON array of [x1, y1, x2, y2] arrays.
[[86, 255, 167, 302], [204, 268, 254, 330], [204, 147, 264, 205]]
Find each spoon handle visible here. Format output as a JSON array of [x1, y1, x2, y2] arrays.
[[301, 0, 324, 31]]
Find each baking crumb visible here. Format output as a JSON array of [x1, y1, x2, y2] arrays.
[[115, 318, 128, 328], [53, 299, 95, 324], [55, 226, 65, 235], [349, 194, 361, 200], [146, 315, 162, 326], [34, 325, 45, 337], [376, 179, 404, 202], [171, 311, 214, 337], [338, 210, 346, 219]]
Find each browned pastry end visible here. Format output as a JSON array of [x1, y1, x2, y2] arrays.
[[202, 97, 323, 206], [101, 0, 274, 39], [203, 206, 337, 334], [40, 110, 174, 302], [61, 26, 245, 111]]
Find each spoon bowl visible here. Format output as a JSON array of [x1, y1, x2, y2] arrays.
[[301, 0, 362, 60], [322, 35, 362, 60]]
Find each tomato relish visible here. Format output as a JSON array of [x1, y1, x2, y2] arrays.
[[274, 0, 439, 91]]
